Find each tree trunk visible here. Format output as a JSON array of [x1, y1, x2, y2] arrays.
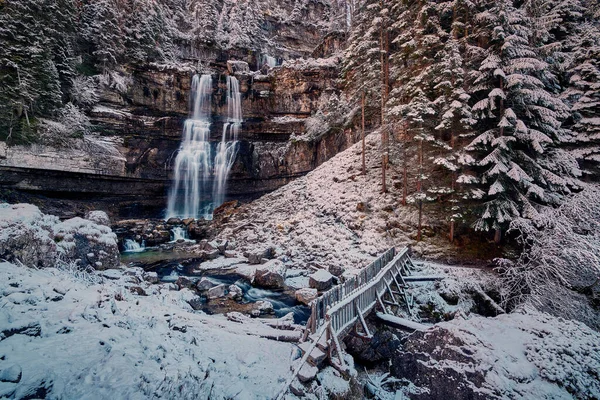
[[380, 7, 387, 193], [362, 90, 366, 175], [417, 200, 423, 241], [494, 228, 502, 244], [449, 220, 454, 242]]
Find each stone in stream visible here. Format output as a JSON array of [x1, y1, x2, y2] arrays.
[[166, 217, 182, 225], [309, 269, 334, 291], [207, 284, 227, 299], [254, 259, 286, 289], [295, 288, 318, 305], [196, 277, 216, 292], [175, 276, 194, 290], [228, 284, 243, 300], [253, 300, 274, 315]]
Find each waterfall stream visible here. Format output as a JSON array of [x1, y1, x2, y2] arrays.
[[166, 74, 241, 220]]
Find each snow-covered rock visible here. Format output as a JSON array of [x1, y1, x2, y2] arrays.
[[228, 284, 243, 299], [53, 217, 119, 270], [254, 300, 274, 315], [254, 259, 286, 289], [207, 284, 227, 299], [0, 364, 22, 383], [84, 210, 111, 226], [392, 310, 600, 399], [196, 277, 216, 291], [309, 269, 334, 291], [0, 204, 118, 270], [295, 288, 318, 305]]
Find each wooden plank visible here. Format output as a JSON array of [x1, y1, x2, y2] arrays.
[[355, 300, 371, 338], [375, 312, 428, 331], [402, 275, 444, 282], [329, 322, 346, 368]]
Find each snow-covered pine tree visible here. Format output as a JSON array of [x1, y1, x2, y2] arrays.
[[562, 22, 600, 178], [80, 0, 126, 71], [431, 36, 477, 241], [467, 1, 580, 242], [0, 0, 74, 140]]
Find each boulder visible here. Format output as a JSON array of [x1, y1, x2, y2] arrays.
[[228, 284, 243, 300], [182, 218, 195, 226], [196, 277, 216, 291], [142, 272, 159, 284], [309, 269, 334, 291], [166, 217, 182, 225], [295, 288, 318, 305], [84, 210, 111, 227], [247, 251, 264, 265], [254, 300, 274, 314], [254, 259, 286, 289], [54, 217, 119, 270], [207, 284, 227, 299], [0, 204, 120, 270], [175, 276, 194, 290], [297, 363, 318, 383], [328, 264, 344, 277], [0, 204, 59, 268], [0, 364, 22, 383], [188, 297, 204, 310]]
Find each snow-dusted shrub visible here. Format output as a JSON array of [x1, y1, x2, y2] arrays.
[[498, 186, 600, 323], [70, 76, 99, 109], [40, 103, 90, 146]]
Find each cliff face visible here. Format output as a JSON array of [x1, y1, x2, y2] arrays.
[[0, 27, 354, 219]]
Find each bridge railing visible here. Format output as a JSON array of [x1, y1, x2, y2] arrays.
[[307, 247, 410, 335]]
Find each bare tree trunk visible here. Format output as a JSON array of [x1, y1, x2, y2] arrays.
[[380, 7, 387, 193], [361, 90, 366, 175], [417, 200, 423, 241], [494, 228, 502, 244]]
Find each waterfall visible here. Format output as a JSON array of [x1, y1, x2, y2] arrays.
[[123, 239, 145, 253], [166, 73, 241, 220], [170, 226, 192, 242], [212, 76, 241, 208], [263, 55, 277, 68], [166, 74, 213, 220]]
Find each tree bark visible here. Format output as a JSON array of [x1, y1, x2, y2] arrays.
[[494, 228, 502, 244]]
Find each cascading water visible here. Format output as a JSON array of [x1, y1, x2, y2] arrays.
[[212, 76, 241, 208], [262, 55, 277, 68], [123, 239, 145, 253], [166, 73, 241, 220], [167, 74, 213, 220]]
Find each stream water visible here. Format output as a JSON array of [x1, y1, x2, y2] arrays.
[[121, 249, 310, 324]]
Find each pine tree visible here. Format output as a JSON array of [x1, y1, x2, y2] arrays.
[[467, 1, 580, 241]]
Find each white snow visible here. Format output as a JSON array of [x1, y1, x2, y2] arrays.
[[429, 310, 600, 399], [0, 261, 297, 399]]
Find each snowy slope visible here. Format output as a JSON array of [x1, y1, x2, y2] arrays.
[[219, 132, 454, 276], [0, 262, 296, 399]]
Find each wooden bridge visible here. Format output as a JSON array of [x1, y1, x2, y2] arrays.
[[277, 247, 436, 399]]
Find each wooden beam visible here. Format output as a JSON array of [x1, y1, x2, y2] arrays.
[[354, 301, 371, 338]]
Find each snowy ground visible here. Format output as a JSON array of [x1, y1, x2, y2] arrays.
[[219, 132, 456, 278], [0, 262, 299, 399]]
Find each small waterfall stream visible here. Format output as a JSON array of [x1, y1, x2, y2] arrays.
[[123, 239, 146, 253], [213, 76, 241, 208], [166, 74, 241, 220]]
